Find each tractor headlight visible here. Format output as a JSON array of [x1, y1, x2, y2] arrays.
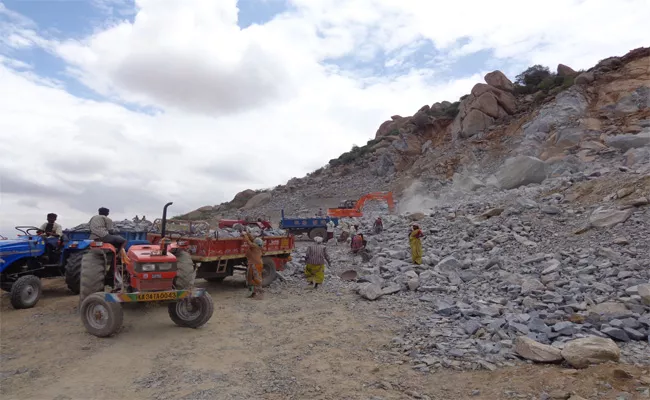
[[157, 263, 173, 271], [141, 263, 156, 271]]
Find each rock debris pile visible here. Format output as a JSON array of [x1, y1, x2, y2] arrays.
[[280, 167, 649, 372]]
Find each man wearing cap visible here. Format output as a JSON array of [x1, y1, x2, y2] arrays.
[[88, 207, 127, 251]]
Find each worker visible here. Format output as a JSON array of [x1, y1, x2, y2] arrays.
[[409, 224, 424, 265], [326, 219, 335, 243], [38, 213, 62, 237], [133, 215, 140, 223], [316, 208, 324, 217], [338, 221, 350, 243], [373, 217, 383, 234], [242, 231, 265, 299], [89, 207, 127, 251], [351, 233, 370, 262], [304, 236, 331, 289]]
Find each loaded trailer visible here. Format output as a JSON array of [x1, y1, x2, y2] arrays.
[[147, 231, 295, 286]]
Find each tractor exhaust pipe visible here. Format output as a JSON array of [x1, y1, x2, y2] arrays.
[[160, 202, 173, 255]]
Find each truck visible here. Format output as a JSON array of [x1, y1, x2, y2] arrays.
[[327, 192, 396, 218], [0, 227, 148, 309], [146, 222, 295, 286], [278, 210, 339, 240]]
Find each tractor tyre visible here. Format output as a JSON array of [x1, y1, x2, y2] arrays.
[[204, 277, 225, 283], [10, 275, 42, 309], [64, 250, 87, 295], [261, 257, 277, 287], [80, 250, 107, 302], [174, 250, 195, 290], [80, 292, 123, 337], [308, 228, 327, 240], [168, 292, 214, 329]]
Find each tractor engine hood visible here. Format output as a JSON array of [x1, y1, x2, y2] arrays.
[[0, 239, 33, 252], [127, 245, 178, 263]]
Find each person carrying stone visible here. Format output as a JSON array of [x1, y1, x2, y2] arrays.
[[89, 207, 127, 251], [304, 236, 331, 289], [409, 224, 424, 265], [242, 231, 265, 299]]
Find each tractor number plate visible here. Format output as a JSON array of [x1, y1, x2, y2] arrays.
[[136, 291, 177, 301]]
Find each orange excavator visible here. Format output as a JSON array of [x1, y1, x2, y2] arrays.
[[327, 192, 395, 218]]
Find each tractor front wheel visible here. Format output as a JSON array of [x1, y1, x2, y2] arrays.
[[80, 293, 123, 337], [168, 293, 214, 329], [10, 275, 42, 309]]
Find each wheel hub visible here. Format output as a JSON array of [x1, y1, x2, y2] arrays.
[[86, 303, 109, 329], [21, 284, 38, 304], [175, 299, 201, 321]]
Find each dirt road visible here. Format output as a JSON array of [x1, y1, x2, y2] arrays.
[[1, 275, 648, 400]]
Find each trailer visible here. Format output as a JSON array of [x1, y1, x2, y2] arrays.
[[278, 210, 339, 240], [147, 231, 294, 286]]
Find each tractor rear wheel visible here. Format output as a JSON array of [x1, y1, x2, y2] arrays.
[[65, 250, 87, 295], [174, 250, 195, 289], [10, 275, 42, 309], [309, 228, 327, 240], [80, 250, 107, 302], [168, 292, 214, 328], [261, 257, 277, 287], [80, 292, 123, 337]]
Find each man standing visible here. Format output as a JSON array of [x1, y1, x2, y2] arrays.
[[304, 236, 331, 289], [242, 232, 265, 299], [326, 219, 335, 243], [316, 208, 325, 217], [89, 207, 127, 251], [39, 213, 62, 237], [373, 217, 383, 234]]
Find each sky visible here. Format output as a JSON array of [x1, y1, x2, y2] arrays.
[[1, 0, 649, 236]]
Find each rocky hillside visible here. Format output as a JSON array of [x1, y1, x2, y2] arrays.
[[179, 46, 650, 223]]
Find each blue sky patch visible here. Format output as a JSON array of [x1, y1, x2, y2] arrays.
[[237, 0, 289, 29]]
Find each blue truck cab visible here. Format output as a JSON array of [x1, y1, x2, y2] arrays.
[[278, 210, 339, 240], [0, 226, 149, 310]]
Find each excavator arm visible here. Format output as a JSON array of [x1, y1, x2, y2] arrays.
[[327, 192, 395, 217]]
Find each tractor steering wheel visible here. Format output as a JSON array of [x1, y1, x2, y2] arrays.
[[15, 226, 42, 236]]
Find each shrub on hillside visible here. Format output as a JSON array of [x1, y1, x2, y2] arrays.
[[515, 65, 552, 86]]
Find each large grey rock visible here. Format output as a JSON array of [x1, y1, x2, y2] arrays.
[[494, 156, 547, 190], [358, 283, 383, 301], [484, 70, 514, 92], [589, 207, 633, 228], [605, 131, 650, 152], [515, 336, 563, 363], [453, 173, 485, 191], [575, 71, 594, 85], [561, 337, 620, 368]]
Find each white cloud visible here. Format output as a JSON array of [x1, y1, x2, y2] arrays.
[[1, 0, 649, 235]]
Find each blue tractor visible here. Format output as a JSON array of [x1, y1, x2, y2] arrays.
[[0, 226, 148, 309], [278, 210, 339, 239]]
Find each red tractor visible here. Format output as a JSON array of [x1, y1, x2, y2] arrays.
[[78, 202, 214, 337]]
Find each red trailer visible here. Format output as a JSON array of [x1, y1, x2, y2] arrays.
[[147, 232, 294, 286]]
